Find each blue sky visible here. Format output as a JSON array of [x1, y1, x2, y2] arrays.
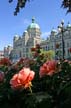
[[0, 0, 71, 50]]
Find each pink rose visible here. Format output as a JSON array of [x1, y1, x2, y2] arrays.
[[10, 67, 35, 90], [39, 60, 57, 77]]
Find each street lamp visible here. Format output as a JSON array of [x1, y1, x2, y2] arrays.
[[58, 20, 65, 60]]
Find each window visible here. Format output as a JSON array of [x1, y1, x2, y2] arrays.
[[67, 43, 69, 47]]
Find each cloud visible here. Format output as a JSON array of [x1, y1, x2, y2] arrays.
[[41, 32, 50, 39], [23, 19, 30, 25], [19, 18, 30, 27], [12, 18, 31, 31]]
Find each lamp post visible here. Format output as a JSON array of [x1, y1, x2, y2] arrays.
[[58, 20, 65, 60]]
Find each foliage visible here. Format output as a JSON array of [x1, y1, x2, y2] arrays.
[[8, 0, 71, 15], [62, 0, 71, 13], [8, 0, 31, 15], [40, 49, 55, 60]]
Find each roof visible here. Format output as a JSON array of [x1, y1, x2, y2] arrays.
[[67, 22, 71, 28], [27, 17, 40, 29]]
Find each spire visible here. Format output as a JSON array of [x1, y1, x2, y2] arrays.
[[51, 27, 56, 33], [32, 17, 35, 23], [67, 22, 71, 27]]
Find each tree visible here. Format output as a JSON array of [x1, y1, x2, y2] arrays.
[[8, 0, 71, 15], [62, 0, 71, 13], [8, 0, 30, 15]]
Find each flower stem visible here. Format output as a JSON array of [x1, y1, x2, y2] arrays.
[[29, 86, 32, 93]]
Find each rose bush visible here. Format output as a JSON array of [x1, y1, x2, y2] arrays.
[[0, 46, 71, 108]]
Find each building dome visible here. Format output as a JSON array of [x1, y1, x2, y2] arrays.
[[14, 35, 19, 38], [51, 28, 57, 33], [27, 17, 40, 29], [24, 30, 27, 33], [14, 35, 19, 41], [67, 22, 71, 28], [51, 28, 57, 35]]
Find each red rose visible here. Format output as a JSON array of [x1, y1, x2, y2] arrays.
[[33, 52, 39, 58], [0, 71, 5, 83], [0, 58, 12, 66], [56, 43, 60, 49], [69, 48, 71, 53], [17, 57, 25, 65], [36, 44, 41, 49], [31, 48, 36, 52]]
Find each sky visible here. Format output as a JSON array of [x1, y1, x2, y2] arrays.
[[0, 0, 71, 50]]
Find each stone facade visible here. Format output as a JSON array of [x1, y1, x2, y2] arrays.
[[4, 19, 71, 61], [0, 51, 4, 59], [12, 18, 41, 61], [4, 45, 13, 59], [40, 23, 71, 59]]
